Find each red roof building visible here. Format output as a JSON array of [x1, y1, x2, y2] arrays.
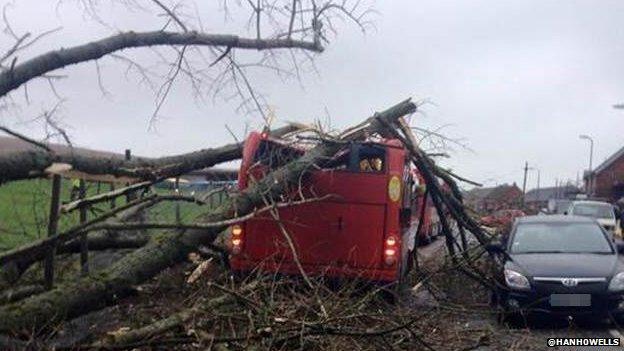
[[587, 145, 624, 202]]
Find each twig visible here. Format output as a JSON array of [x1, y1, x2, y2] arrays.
[[0, 126, 51, 152]]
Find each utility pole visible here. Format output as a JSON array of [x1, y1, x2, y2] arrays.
[[579, 135, 594, 196], [522, 161, 529, 207]]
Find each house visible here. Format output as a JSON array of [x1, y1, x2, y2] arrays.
[[524, 185, 581, 212], [464, 183, 523, 214], [586, 145, 624, 202]]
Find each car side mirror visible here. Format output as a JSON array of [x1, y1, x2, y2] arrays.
[[485, 242, 504, 254], [616, 242, 624, 254]]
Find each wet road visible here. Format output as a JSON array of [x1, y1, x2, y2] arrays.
[[413, 237, 624, 350]]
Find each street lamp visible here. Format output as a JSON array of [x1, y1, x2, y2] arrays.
[[579, 134, 594, 196]]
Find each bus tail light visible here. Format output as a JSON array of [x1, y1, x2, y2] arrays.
[[384, 236, 398, 266], [231, 224, 243, 254]]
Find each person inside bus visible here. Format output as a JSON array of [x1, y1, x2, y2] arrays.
[[359, 157, 383, 172]]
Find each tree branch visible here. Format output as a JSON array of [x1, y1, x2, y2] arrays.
[[0, 124, 302, 183], [0, 30, 324, 98], [0, 126, 51, 152]]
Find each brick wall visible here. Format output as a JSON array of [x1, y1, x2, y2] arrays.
[[594, 154, 624, 201]]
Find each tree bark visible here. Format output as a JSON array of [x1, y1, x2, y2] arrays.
[[0, 99, 416, 332], [0, 124, 302, 183], [0, 285, 44, 305], [57, 233, 149, 253]]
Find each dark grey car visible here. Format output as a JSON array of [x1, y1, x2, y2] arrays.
[[486, 215, 624, 322]]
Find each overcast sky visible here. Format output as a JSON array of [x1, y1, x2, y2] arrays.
[[2, 0, 624, 190]]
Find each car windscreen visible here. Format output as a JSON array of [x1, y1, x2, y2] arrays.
[[510, 222, 613, 254], [572, 204, 614, 219]]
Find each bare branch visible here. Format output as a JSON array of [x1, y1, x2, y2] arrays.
[[151, 45, 188, 126], [60, 181, 155, 213], [150, 0, 188, 32], [0, 125, 51, 152], [0, 30, 324, 98]]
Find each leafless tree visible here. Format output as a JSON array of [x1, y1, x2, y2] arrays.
[[0, 0, 374, 134]]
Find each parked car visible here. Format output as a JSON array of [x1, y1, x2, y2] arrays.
[[566, 200, 617, 234], [487, 215, 624, 324], [480, 209, 526, 228]]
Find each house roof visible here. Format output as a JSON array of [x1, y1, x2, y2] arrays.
[[524, 185, 581, 203], [593, 145, 624, 175], [465, 184, 521, 202], [464, 187, 495, 200]]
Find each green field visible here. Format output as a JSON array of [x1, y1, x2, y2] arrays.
[[0, 179, 213, 251]]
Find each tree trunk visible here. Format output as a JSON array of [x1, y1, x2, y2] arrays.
[[57, 233, 149, 253], [0, 124, 301, 183], [0, 99, 416, 332]]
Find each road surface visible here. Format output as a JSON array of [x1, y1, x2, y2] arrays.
[[413, 236, 624, 350]]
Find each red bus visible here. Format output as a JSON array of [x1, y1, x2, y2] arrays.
[[229, 131, 434, 283]]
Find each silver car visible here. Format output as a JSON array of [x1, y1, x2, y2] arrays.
[[567, 200, 617, 233]]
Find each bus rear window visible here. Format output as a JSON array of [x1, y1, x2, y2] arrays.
[[323, 143, 386, 173], [356, 144, 385, 172]]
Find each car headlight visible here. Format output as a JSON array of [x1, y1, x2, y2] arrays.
[[609, 272, 624, 291], [504, 269, 531, 290]]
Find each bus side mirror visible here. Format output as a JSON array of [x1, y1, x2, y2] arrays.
[[616, 242, 624, 254], [485, 242, 504, 254]]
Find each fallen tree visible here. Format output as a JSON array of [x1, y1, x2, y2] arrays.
[[0, 194, 163, 286], [0, 99, 418, 332], [57, 232, 149, 254], [0, 124, 302, 184], [94, 280, 260, 348], [0, 121, 305, 275]]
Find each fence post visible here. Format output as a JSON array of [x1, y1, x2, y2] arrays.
[[79, 179, 89, 275], [44, 174, 62, 290], [125, 149, 137, 203], [110, 182, 116, 209], [175, 177, 181, 223]]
